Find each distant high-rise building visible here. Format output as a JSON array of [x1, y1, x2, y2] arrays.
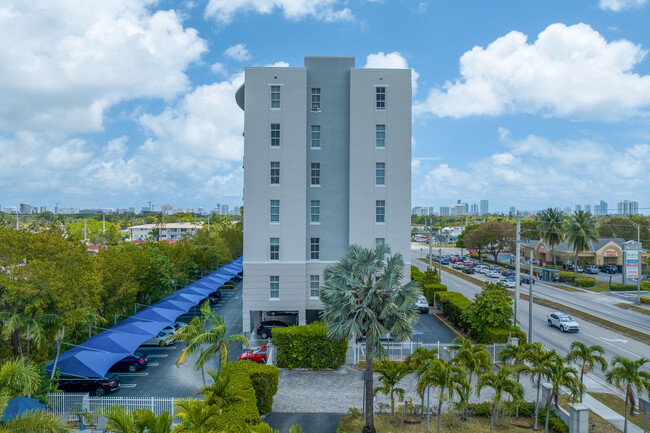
[[508, 206, 515, 216], [563, 207, 572, 214], [221, 204, 229, 215], [129, 206, 136, 214], [479, 200, 488, 216], [600, 200, 608, 215], [161, 203, 173, 215], [19, 203, 33, 214], [428, 206, 434, 215], [4, 206, 19, 214], [575, 204, 582, 212], [40, 206, 47, 213], [454, 204, 467, 216], [457, 199, 461, 205], [617, 200, 639, 215], [439, 206, 450, 216], [584, 204, 591, 213], [470, 203, 479, 215], [412, 207, 426, 216]]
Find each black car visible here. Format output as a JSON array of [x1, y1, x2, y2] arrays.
[[462, 266, 475, 274], [58, 375, 121, 396], [501, 270, 515, 277], [520, 275, 535, 285], [109, 352, 149, 373], [256, 320, 289, 339], [601, 265, 617, 274]]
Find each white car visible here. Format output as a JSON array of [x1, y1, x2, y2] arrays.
[[415, 295, 429, 314], [547, 312, 580, 333], [141, 329, 176, 346], [498, 279, 516, 288], [475, 266, 489, 274], [487, 270, 501, 278], [161, 321, 187, 334]]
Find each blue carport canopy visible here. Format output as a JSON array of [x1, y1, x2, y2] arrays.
[[0, 397, 45, 421]]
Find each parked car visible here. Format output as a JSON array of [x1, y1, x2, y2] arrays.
[[141, 329, 175, 346], [462, 266, 475, 274], [256, 320, 289, 339], [547, 312, 580, 333], [440, 258, 450, 265], [498, 279, 516, 288], [501, 270, 515, 277], [415, 295, 429, 313], [109, 352, 149, 373], [564, 264, 574, 271], [452, 262, 464, 270], [475, 266, 489, 274], [602, 265, 617, 274], [161, 321, 187, 334], [487, 270, 501, 278], [209, 289, 222, 299], [239, 346, 268, 364], [520, 275, 535, 285], [585, 266, 599, 275], [575, 266, 584, 273], [58, 375, 120, 396]]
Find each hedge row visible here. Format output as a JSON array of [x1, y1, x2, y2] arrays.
[[473, 327, 527, 345], [411, 265, 424, 281], [468, 402, 568, 433], [422, 282, 447, 306], [272, 322, 347, 370], [224, 361, 279, 415], [641, 296, 650, 304], [610, 283, 649, 291]]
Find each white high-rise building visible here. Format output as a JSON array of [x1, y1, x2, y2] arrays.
[[479, 200, 488, 216], [237, 57, 412, 333], [617, 200, 639, 215]]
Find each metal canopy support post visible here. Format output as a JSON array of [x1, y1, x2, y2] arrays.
[[529, 250, 534, 344], [514, 212, 521, 326]]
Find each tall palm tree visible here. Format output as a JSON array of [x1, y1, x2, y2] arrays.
[[565, 211, 598, 276], [543, 357, 581, 433], [566, 342, 608, 401], [524, 342, 557, 431], [536, 208, 565, 268], [173, 399, 221, 433], [405, 347, 439, 418], [0, 409, 70, 433], [373, 361, 411, 423], [605, 356, 650, 433], [320, 244, 421, 433], [417, 358, 469, 433], [0, 358, 42, 400], [498, 343, 531, 417], [170, 301, 248, 383], [477, 366, 524, 433], [450, 337, 491, 387], [153, 213, 166, 242]]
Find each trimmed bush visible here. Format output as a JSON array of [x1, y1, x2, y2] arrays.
[[538, 406, 569, 433], [272, 322, 347, 370], [224, 361, 278, 415], [468, 401, 534, 417], [574, 276, 596, 288], [411, 265, 423, 281], [422, 283, 447, 305], [473, 326, 527, 345], [559, 271, 575, 283], [641, 296, 650, 304], [436, 291, 472, 330], [211, 362, 265, 432], [610, 283, 646, 291]]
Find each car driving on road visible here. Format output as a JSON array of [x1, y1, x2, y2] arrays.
[[547, 312, 580, 333], [497, 279, 516, 288]]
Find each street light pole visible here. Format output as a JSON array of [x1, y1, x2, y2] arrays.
[[514, 212, 521, 326], [529, 250, 534, 343], [439, 248, 442, 281], [428, 216, 432, 269]]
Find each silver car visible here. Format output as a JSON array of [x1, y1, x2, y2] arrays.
[[547, 312, 580, 333], [415, 295, 429, 314]]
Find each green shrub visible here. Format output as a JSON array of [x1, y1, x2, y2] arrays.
[[468, 401, 533, 417], [422, 283, 447, 305], [574, 276, 596, 287], [212, 362, 264, 432], [538, 406, 569, 433], [641, 296, 650, 304], [224, 361, 278, 415], [610, 284, 645, 291], [411, 265, 423, 281], [473, 326, 527, 345], [272, 322, 347, 370], [421, 267, 440, 284], [467, 402, 491, 417], [559, 272, 575, 283], [436, 292, 472, 330]]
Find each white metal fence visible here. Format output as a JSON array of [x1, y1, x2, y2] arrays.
[[349, 341, 507, 365], [46, 393, 193, 422]]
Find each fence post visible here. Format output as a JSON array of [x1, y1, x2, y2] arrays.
[[82, 394, 90, 414], [493, 343, 497, 364], [437, 341, 440, 359], [151, 396, 154, 412]]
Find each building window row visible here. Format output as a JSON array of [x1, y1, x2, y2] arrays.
[[270, 161, 280, 184], [311, 88, 321, 112], [271, 123, 280, 147], [310, 237, 320, 260], [271, 85, 281, 109], [270, 275, 279, 299], [310, 200, 320, 223], [310, 163, 320, 185], [310, 275, 320, 298], [270, 237, 279, 260], [376, 200, 385, 223], [270, 200, 280, 222], [376, 86, 386, 110]]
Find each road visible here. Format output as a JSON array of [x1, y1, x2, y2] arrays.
[[411, 247, 650, 381]]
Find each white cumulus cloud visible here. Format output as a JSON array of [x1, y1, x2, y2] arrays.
[[205, 0, 353, 24], [599, 0, 647, 11], [224, 43, 252, 61], [415, 23, 650, 121], [365, 51, 419, 93]]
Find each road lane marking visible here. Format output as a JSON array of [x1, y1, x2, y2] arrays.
[[601, 338, 629, 343], [580, 331, 641, 358], [147, 354, 168, 358]]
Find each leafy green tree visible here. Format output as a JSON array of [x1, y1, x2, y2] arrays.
[[66, 219, 122, 245], [476, 366, 524, 433], [523, 342, 557, 431], [421, 267, 440, 284], [373, 361, 411, 423], [536, 208, 565, 268], [605, 356, 650, 433], [566, 342, 608, 400], [565, 211, 598, 276], [320, 244, 420, 433], [417, 358, 469, 433], [464, 283, 513, 335], [543, 357, 581, 433]]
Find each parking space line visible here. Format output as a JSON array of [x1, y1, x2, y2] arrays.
[[117, 372, 148, 377], [147, 354, 168, 358], [120, 384, 137, 388], [148, 362, 159, 367]]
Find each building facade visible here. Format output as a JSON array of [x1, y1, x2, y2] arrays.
[[128, 222, 201, 241], [237, 57, 412, 334]]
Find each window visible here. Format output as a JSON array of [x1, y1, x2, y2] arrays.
[[271, 124, 280, 147], [310, 200, 320, 223], [271, 86, 281, 108], [270, 276, 279, 299], [376, 162, 385, 185], [376, 200, 385, 223], [310, 237, 320, 260], [376, 125, 385, 148], [270, 200, 279, 222], [375, 238, 385, 246], [270, 162, 280, 184], [311, 125, 321, 148], [310, 162, 320, 185], [311, 88, 321, 111], [270, 238, 279, 260], [310, 275, 320, 298], [376, 86, 386, 110]]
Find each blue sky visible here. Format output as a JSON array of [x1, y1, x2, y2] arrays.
[[1, 0, 650, 214]]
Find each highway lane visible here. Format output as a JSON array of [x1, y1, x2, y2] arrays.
[[411, 251, 650, 381]]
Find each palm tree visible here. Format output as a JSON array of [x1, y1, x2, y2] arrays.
[[320, 244, 421, 433], [405, 347, 439, 418], [536, 208, 565, 268], [373, 361, 411, 423], [450, 337, 491, 387], [417, 358, 469, 433], [523, 342, 557, 431], [170, 301, 248, 384], [605, 356, 650, 433], [197, 369, 239, 410], [0, 358, 42, 400], [543, 357, 581, 433], [566, 342, 608, 400], [565, 211, 598, 276], [103, 406, 173, 433], [153, 213, 166, 242], [173, 399, 221, 433], [0, 409, 70, 433], [476, 366, 524, 433], [498, 343, 530, 417]]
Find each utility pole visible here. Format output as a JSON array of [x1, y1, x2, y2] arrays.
[[102, 214, 105, 234], [83, 219, 87, 243], [428, 215, 432, 269], [439, 248, 442, 280], [514, 212, 521, 326], [621, 215, 642, 305], [16, 214, 19, 230], [528, 250, 534, 344]]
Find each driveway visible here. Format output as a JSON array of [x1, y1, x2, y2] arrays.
[[264, 413, 343, 433]]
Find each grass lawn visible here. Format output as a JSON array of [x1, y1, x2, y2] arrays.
[[591, 281, 611, 293], [558, 395, 619, 433], [588, 392, 648, 430], [337, 413, 548, 433], [616, 303, 650, 316]]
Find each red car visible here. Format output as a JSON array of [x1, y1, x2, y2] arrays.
[[239, 346, 268, 364]]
